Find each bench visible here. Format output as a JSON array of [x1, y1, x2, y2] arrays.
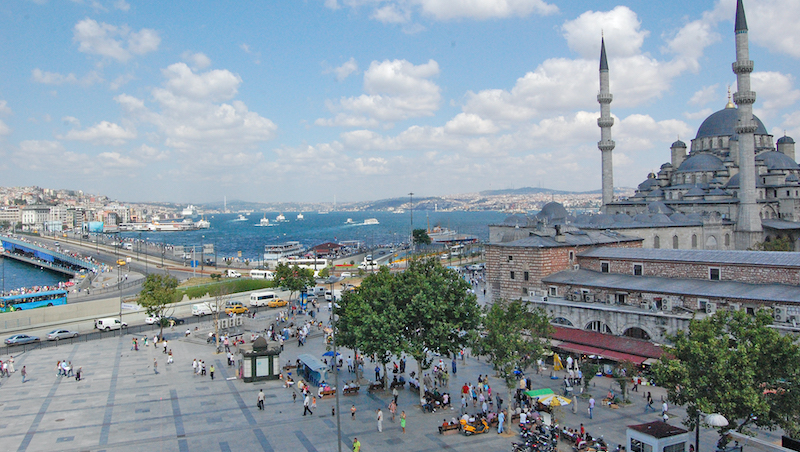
[[283, 364, 297, 372], [438, 423, 461, 435], [343, 386, 360, 396], [368, 382, 385, 392], [390, 381, 406, 390], [409, 381, 420, 392], [320, 389, 336, 399]]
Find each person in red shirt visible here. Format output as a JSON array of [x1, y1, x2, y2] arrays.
[[462, 383, 469, 396]]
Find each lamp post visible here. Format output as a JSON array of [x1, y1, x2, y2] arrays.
[[327, 275, 343, 452]]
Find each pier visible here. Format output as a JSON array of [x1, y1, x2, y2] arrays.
[[0, 236, 99, 276]]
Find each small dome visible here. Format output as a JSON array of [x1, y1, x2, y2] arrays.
[[536, 202, 568, 222], [647, 188, 664, 198], [253, 336, 268, 349], [695, 107, 768, 139], [651, 213, 672, 224], [777, 136, 795, 144], [684, 186, 706, 197], [613, 213, 634, 223], [660, 162, 673, 169], [755, 151, 799, 171], [503, 214, 530, 226], [633, 213, 651, 223], [637, 178, 660, 191], [648, 201, 673, 214], [669, 212, 687, 222], [676, 153, 726, 173], [671, 139, 687, 148]]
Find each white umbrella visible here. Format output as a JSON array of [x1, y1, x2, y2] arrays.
[[705, 413, 729, 427]]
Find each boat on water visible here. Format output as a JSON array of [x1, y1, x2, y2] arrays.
[[318, 210, 329, 215], [264, 241, 306, 260], [255, 214, 271, 227], [181, 204, 197, 217], [345, 218, 354, 224], [393, 209, 405, 214], [296, 213, 304, 220], [147, 219, 197, 232], [427, 225, 478, 244], [233, 214, 247, 222], [195, 217, 210, 229], [275, 213, 287, 222], [363, 218, 379, 225]]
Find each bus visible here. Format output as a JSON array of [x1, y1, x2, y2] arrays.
[[249, 269, 275, 280], [0, 290, 69, 312]]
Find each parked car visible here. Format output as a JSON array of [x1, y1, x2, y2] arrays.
[[267, 298, 288, 308], [5, 334, 40, 345], [145, 316, 161, 325], [162, 316, 185, 325], [46, 329, 79, 341], [225, 303, 248, 315]]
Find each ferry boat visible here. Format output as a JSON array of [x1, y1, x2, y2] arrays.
[[275, 213, 287, 222], [255, 214, 271, 227], [264, 241, 306, 260], [345, 218, 354, 224], [148, 219, 197, 232], [363, 218, 379, 225], [233, 214, 247, 222], [181, 205, 197, 217], [296, 213, 304, 220], [195, 217, 210, 229]]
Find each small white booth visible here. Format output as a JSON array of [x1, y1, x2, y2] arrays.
[[628, 421, 690, 452]]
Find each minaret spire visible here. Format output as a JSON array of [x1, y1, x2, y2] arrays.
[[732, 0, 762, 249], [597, 37, 615, 211]]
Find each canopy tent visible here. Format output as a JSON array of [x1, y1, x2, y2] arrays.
[[524, 388, 555, 398], [537, 394, 572, 407], [297, 353, 329, 386]]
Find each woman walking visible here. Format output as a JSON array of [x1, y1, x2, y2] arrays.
[[400, 411, 406, 434]]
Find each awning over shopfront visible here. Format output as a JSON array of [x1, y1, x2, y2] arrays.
[[550, 326, 664, 365]]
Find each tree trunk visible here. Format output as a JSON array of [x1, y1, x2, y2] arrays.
[[415, 356, 426, 409]]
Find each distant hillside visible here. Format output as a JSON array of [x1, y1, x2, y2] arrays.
[[479, 187, 631, 196]]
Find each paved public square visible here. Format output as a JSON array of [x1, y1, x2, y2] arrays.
[[0, 308, 754, 452]]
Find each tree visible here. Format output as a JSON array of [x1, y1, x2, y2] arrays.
[[138, 273, 179, 339], [612, 360, 638, 403], [473, 298, 552, 433], [395, 258, 480, 406], [208, 283, 231, 353], [651, 309, 800, 439], [412, 228, 431, 246], [581, 362, 600, 396], [274, 263, 315, 302], [752, 237, 794, 251], [338, 267, 403, 383]]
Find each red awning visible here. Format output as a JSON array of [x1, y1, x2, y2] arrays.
[[598, 349, 647, 365], [555, 342, 606, 356], [550, 326, 664, 365]]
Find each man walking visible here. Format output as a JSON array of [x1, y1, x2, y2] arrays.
[[153, 358, 158, 374], [21, 365, 27, 383], [377, 409, 383, 432], [210, 364, 215, 380], [353, 438, 361, 452], [303, 394, 313, 416], [258, 389, 265, 410], [498, 409, 505, 434], [588, 396, 595, 419]]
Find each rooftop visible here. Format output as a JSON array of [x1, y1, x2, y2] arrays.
[[579, 247, 800, 268], [629, 421, 689, 439]]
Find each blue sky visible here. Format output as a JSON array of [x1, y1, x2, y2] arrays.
[[1, 0, 799, 204]]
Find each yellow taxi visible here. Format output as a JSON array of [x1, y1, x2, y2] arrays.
[[225, 302, 249, 315], [267, 298, 288, 308]]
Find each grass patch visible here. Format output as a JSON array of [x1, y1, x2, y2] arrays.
[[176, 279, 276, 300]]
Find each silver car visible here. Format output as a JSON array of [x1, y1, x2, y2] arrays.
[[46, 329, 79, 341]]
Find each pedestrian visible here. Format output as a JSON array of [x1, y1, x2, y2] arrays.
[[76, 367, 82, 381], [351, 404, 356, 420], [375, 365, 380, 382], [392, 386, 399, 404], [645, 392, 655, 412], [661, 400, 669, 417], [377, 409, 383, 432], [168, 351, 173, 365], [580, 423, 585, 438], [56, 360, 62, 377], [257, 389, 265, 410], [498, 409, 505, 434], [452, 357, 457, 375], [588, 396, 595, 419], [21, 365, 27, 383], [8, 355, 14, 374], [312, 396, 317, 409], [210, 364, 215, 380], [353, 438, 361, 452], [303, 394, 313, 415], [400, 410, 406, 434], [293, 391, 297, 403], [154, 358, 158, 374], [389, 400, 397, 422]]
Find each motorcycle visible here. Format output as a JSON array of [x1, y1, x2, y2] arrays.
[[461, 417, 490, 436]]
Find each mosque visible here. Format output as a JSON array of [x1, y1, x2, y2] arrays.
[[493, 0, 800, 252]]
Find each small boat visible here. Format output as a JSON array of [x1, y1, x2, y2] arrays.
[[233, 214, 247, 222], [363, 218, 379, 225], [345, 218, 354, 224], [255, 214, 270, 227], [276, 213, 287, 222], [296, 213, 304, 220]]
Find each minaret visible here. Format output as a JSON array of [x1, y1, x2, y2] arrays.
[[732, 0, 762, 249], [597, 37, 615, 211]]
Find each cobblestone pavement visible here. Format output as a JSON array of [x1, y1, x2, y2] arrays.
[[0, 306, 762, 452]]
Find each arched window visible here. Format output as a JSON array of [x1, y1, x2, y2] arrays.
[[691, 234, 698, 249], [725, 234, 730, 247], [673, 235, 679, 249], [654, 236, 660, 249]]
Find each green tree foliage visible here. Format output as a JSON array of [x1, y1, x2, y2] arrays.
[[612, 360, 638, 403], [752, 237, 794, 251], [472, 298, 552, 432], [652, 310, 800, 437], [138, 273, 179, 338], [412, 228, 431, 246], [582, 362, 600, 395], [318, 266, 330, 279], [274, 263, 315, 301]]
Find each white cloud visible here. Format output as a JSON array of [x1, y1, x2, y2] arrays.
[[62, 116, 81, 127], [751, 71, 800, 119], [161, 63, 241, 102], [14, 140, 75, 170], [114, 0, 130, 11], [58, 121, 136, 145], [73, 18, 160, 62], [332, 0, 557, 22], [562, 6, 648, 59], [97, 151, 142, 168], [109, 73, 135, 90], [740, 0, 800, 58], [689, 84, 720, 106], [0, 120, 10, 137], [0, 100, 11, 116], [333, 58, 358, 81], [662, 19, 720, 73], [319, 59, 441, 126], [444, 113, 499, 135], [132, 144, 169, 162], [31, 68, 102, 86], [182, 52, 212, 70], [371, 5, 410, 24]]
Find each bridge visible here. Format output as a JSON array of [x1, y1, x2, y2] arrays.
[[0, 236, 99, 276]]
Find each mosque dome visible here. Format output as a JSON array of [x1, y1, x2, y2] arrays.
[[695, 106, 768, 139], [671, 140, 686, 148], [647, 201, 673, 214], [683, 186, 706, 198], [755, 151, 799, 170], [777, 136, 795, 144], [536, 202, 568, 222], [502, 214, 531, 226], [676, 153, 726, 173], [638, 177, 660, 191]]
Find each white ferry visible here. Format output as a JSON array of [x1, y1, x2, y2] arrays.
[[195, 217, 210, 229], [233, 214, 247, 222], [345, 218, 354, 224], [264, 241, 306, 260], [296, 213, 304, 220], [181, 205, 197, 217], [148, 219, 196, 232], [275, 213, 287, 222], [363, 218, 379, 225]]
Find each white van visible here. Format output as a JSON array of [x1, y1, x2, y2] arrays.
[[249, 269, 275, 280], [249, 291, 277, 307], [310, 286, 326, 297], [123, 243, 133, 250], [325, 289, 342, 301], [192, 303, 217, 316], [95, 318, 127, 331], [226, 269, 242, 278]]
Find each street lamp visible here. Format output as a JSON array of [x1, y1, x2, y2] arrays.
[[696, 412, 728, 452], [327, 275, 343, 452]]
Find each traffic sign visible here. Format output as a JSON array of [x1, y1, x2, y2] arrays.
[[190, 260, 200, 268]]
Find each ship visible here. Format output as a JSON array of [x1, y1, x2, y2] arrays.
[[363, 218, 379, 225], [345, 218, 354, 224], [147, 219, 197, 232], [296, 213, 304, 220], [233, 214, 247, 222], [427, 225, 478, 244], [195, 217, 210, 229], [255, 214, 271, 227], [264, 241, 306, 260], [275, 213, 287, 222], [181, 205, 197, 217]]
